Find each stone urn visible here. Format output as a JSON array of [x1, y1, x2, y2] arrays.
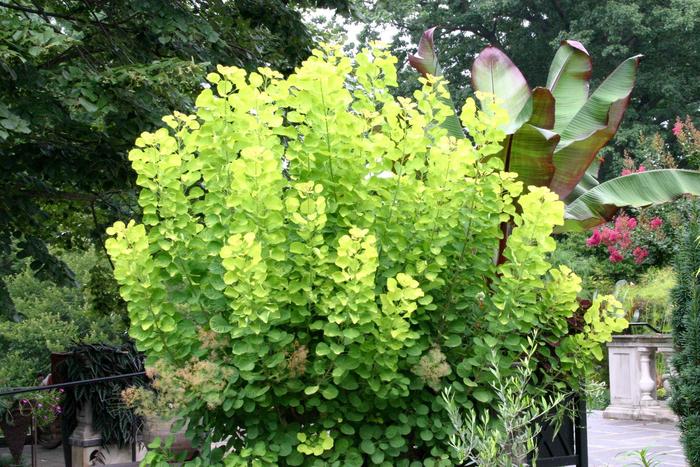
[[143, 416, 196, 460], [0, 408, 32, 465]]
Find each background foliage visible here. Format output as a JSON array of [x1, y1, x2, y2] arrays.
[[0, 0, 351, 312], [359, 0, 699, 177], [0, 248, 126, 389]]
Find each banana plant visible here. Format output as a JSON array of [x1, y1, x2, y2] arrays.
[[409, 28, 700, 232]]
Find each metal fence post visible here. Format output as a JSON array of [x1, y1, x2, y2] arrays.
[[31, 413, 38, 467], [576, 396, 589, 467]]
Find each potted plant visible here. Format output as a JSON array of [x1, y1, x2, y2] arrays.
[[0, 389, 62, 465], [60, 342, 147, 454]]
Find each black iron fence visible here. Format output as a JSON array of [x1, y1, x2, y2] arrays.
[[0, 371, 145, 467]]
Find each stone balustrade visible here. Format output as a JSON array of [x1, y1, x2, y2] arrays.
[[603, 334, 677, 422]]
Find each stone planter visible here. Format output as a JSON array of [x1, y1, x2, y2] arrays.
[[0, 408, 32, 465], [143, 416, 196, 460]]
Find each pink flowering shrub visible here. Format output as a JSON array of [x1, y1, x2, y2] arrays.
[[672, 116, 700, 169], [586, 213, 663, 265], [620, 164, 646, 177]]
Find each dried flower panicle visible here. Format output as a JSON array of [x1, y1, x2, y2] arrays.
[[413, 345, 451, 391], [287, 343, 308, 377], [197, 327, 229, 351], [122, 358, 234, 417]]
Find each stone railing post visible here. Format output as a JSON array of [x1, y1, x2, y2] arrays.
[[637, 346, 656, 406]]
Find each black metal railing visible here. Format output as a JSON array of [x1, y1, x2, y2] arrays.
[[0, 372, 146, 467]]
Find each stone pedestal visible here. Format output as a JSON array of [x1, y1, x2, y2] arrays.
[[68, 404, 146, 466], [603, 334, 677, 423]]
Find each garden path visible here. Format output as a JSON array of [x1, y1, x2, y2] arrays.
[[588, 410, 687, 466]]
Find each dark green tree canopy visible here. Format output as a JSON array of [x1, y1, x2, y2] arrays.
[[0, 0, 350, 313], [365, 0, 699, 139]]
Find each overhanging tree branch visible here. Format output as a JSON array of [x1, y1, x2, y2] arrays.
[[11, 187, 97, 203], [0, 1, 124, 28]]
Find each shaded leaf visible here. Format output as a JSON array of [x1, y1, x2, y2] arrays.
[[562, 169, 700, 231], [497, 124, 559, 189], [408, 27, 439, 77], [546, 40, 592, 134], [527, 87, 556, 130]]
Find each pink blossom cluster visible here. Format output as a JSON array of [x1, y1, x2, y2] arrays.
[[673, 121, 683, 136], [621, 164, 646, 176], [586, 213, 662, 264]]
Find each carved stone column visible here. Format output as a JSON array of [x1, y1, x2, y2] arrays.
[[657, 346, 675, 395], [638, 346, 656, 406], [68, 403, 146, 465], [68, 404, 102, 467]]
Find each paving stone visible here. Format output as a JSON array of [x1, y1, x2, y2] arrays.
[[587, 410, 688, 466]]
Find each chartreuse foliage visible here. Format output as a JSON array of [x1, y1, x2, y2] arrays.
[[106, 44, 626, 465]]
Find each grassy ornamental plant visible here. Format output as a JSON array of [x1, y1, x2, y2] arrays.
[[106, 45, 626, 465]]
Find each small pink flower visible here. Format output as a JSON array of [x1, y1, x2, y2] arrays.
[[637, 165, 646, 173], [621, 168, 633, 176], [587, 229, 602, 246], [600, 227, 619, 246], [618, 234, 632, 250], [21, 399, 28, 405], [633, 247, 649, 264], [649, 217, 663, 230], [627, 217, 637, 229], [608, 246, 624, 263], [673, 121, 683, 136]]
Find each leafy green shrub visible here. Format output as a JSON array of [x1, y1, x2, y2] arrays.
[[0, 248, 128, 437], [107, 44, 626, 465], [669, 222, 700, 466], [0, 248, 127, 387]]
